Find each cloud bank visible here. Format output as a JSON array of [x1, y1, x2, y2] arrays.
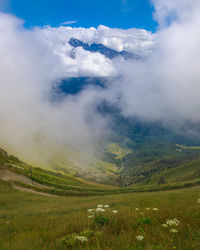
[[1, 0, 200, 165]]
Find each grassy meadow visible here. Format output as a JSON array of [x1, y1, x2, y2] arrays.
[[0, 179, 200, 250]]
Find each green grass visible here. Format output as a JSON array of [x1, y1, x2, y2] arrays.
[[3, 163, 116, 193], [145, 158, 200, 185], [106, 143, 132, 160], [5, 144, 118, 186], [176, 144, 200, 150], [1, 146, 200, 249], [3, 162, 200, 197], [0, 180, 200, 249]]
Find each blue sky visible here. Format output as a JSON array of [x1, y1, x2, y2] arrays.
[[1, 0, 157, 31]]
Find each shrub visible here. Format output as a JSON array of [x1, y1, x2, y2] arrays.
[[94, 215, 109, 226], [137, 217, 153, 225]]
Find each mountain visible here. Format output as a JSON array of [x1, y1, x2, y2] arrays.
[[57, 77, 106, 95], [97, 103, 200, 184], [52, 76, 200, 185], [69, 38, 140, 60]]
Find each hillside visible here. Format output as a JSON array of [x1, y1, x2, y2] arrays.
[[143, 158, 200, 186], [1, 145, 200, 197], [1, 146, 200, 250], [54, 76, 200, 184]]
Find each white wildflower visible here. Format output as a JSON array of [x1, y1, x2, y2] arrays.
[[146, 208, 150, 210], [135, 208, 139, 211], [104, 205, 109, 208], [166, 218, 180, 227], [87, 209, 94, 213], [162, 224, 168, 228], [170, 228, 179, 233], [197, 198, 200, 204], [74, 236, 88, 242], [113, 210, 118, 214], [88, 215, 94, 218], [96, 208, 105, 212], [136, 235, 144, 241], [152, 208, 159, 211], [97, 205, 103, 208]]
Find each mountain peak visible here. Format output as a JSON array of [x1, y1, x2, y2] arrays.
[[69, 38, 140, 60]]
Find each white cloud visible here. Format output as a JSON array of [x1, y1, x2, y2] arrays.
[[111, 0, 200, 127], [0, 13, 110, 163], [152, 0, 200, 27], [1, 0, 200, 165], [61, 20, 78, 25]]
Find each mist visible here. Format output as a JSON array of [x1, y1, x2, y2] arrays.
[[1, 0, 200, 166], [0, 13, 109, 163], [105, 0, 200, 134]]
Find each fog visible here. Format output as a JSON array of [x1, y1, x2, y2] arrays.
[[0, 0, 200, 165]]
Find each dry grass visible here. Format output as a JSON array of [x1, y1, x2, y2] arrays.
[[0, 180, 200, 249]]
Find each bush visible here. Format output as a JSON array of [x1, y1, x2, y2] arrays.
[[94, 215, 109, 226], [137, 217, 153, 225]]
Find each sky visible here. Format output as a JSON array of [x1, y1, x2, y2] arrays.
[[0, 0, 157, 31]]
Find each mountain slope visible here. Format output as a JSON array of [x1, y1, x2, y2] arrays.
[[144, 157, 200, 185], [1, 145, 200, 196], [69, 38, 140, 60]]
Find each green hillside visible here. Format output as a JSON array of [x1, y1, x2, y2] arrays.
[[1, 146, 200, 196], [1, 146, 200, 249], [144, 158, 200, 186]]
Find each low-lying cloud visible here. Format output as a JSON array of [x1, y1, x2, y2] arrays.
[[1, 0, 200, 165]]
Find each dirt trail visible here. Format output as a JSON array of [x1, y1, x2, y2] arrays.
[[13, 185, 57, 197], [0, 168, 58, 197]]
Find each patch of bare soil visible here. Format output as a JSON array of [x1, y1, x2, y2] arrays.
[[0, 169, 33, 184], [13, 185, 58, 197], [0, 168, 58, 197]]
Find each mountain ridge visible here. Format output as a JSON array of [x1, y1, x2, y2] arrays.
[[69, 38, 140, 60]]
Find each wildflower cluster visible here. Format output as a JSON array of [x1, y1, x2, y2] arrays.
[[57, 229, 93, 247], [87, 204, 118, 218], [87, 206, 105, 217], [197, 198, 200, 204], [136, 235, 144, 241], [96, 207, 105, 213], [162, 218, 180, 233], [135, 207, 159, 212], [74, 236, 88, 243], [166, 218, 180, 227]]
